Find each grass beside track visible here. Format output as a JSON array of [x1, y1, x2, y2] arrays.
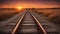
[[0, 8, 24, 21], [31, 8, 60, 27]]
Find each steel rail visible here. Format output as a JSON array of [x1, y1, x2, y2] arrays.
[[30, 11, 47, 34], [11, 11, 26, 34]]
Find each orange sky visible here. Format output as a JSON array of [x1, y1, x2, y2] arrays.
[[0, 3, 59, 8], [0, 0, 60, 8]]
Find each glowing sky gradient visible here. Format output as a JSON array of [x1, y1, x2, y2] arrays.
[[0, 0, 60, 8]]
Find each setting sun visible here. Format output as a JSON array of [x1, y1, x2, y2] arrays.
[[17, 6, 22, 9]]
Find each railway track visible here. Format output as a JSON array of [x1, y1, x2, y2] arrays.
[[0, 10, 60, 34], [12, 11, 46, 34]]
